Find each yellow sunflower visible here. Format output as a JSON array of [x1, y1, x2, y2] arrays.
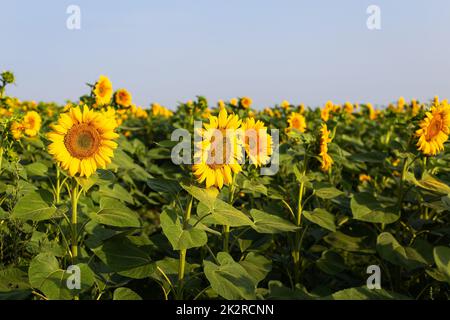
[[193, 108, 242, 189], [240, 97, 253, 109], [229, 98, 238, 107], [93, 75, 113, 106], [115, 88, 132, 108], [47, 105, 119, 177], [242, 117, 272, 167], [287, 112, 306, 132], [321, 101, 333, 121], [11, 121, 26, 140], [416, 103, 450, 156], [344, 102, 353, 115], [280, 100, 290, 110], [23, 111, 41, 137], [319, 123, 333, 172]]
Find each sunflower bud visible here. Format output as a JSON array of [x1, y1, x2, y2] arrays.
[[1, 71, 15, 84]]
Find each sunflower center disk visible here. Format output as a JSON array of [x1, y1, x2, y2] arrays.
[[64, 123, 101, 159], [427, 115, 443, 140], [208, 130, 232, 170]]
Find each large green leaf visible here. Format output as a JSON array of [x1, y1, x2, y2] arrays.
[[303, 208, 336, 232], [314, 183, 344, 199], [203, 252, 256, 300], [160, 209, 207, 250], [351, 193, 399, 224], [238, 252, 272, 285], [89, 197, 140, 228], [377, 232, 432, 271], [249, 209, 298, 234], [92, 237, 153, 272], [11, 190, 56, 222], [324, 231, 375, 253], [183, 184, 254, 227], [113, 288, 142, 300], [433, 246, 450, 284]]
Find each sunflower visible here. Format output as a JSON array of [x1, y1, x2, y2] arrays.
[[242, 117, 272, 167], [287, 112, 306, 132], [240, 97, 252, 109], [218, 100, 225, 110], [367, 103, 378, 120], [115, 88, 132, 108], [281, 100, 290, 110], [229, 98, 238, 107], [319, 123, 333, 172], [23, 111, 41, 137], [344, 102, 353, 115], [192, 108, 242, 189], [359, 174, 371, 182], [47, 105, 119, 177], [10, 121, 25, 140], [93, 75, 113, 106], [321, 101, 333, 121], [416, 103, 450, 156]]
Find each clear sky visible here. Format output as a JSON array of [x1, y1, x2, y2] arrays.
[[1, 0, 450, 109]]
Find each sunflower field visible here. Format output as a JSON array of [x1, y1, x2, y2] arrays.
[[0, 71, 449, 301]]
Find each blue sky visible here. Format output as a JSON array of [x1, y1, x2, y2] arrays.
[[1, 0, 450, 109]]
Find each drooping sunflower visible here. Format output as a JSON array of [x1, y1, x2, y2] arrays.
[[416, 103, 450, 156], [319, 123, 333, 172], [241, 117, 272, 167], [240, 97, 253, 109], [287, 112, 306, 132], [192, 108, 242, 189], [115, 88, 132, 108], [93, 75, 113, 106], [47, 105, 119, 177], [23, 111, 41, 137]]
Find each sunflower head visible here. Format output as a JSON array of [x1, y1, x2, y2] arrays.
[[229, 98, 238, 107], [192, 108, 243, 189], [23, 111, 41, 137], [287, 112, 306, 132], [281, 100, 290, 110], [115, 89, 132, 108], [240, 97, 253, 109], [416, 103, 450, 156], [93, 75, 113, 106], [242, 117, 272, 167], [47, 105, 119, 177], [319, 123, 333, 172], [10, 121, 26, 140], [344, 102, 353, 115]]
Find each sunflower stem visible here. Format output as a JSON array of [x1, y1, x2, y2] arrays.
[[223, 175, 236, 253], [70, 181, 79, 262], [178, 195, 193, 299]]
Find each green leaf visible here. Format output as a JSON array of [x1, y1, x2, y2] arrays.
[[377, 232, 431, 271], [238, 253, 272, 285], [11, 190, 56, 222], [113, 288, 142, 300], [351, 193, 399, 224], [160, 209, 207, 250], [303, 208, 336, 232], [314, 183, 344, 199], [433, 246, 450, 284], [349, 151, 387, 163], [98, 184, 134, 204], [25, 162, 48, 177], [324, 287, 410, 300], [249, 209, 298, 234], [184, 184, 254, 227], [92, 237, 153, 272], [203, 252, 256, 300], [324, 231, 375, 253], [316, 251, 347, 275], [28, 253, 70, 300], [414, 173, 450, 195], [89, 198, 141, 228], [147, 178, 181, 196]]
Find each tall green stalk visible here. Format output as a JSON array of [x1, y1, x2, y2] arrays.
[[223, 176, 236, 253], [70, 182, 80, 262], [178, 195, 193, 294]]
